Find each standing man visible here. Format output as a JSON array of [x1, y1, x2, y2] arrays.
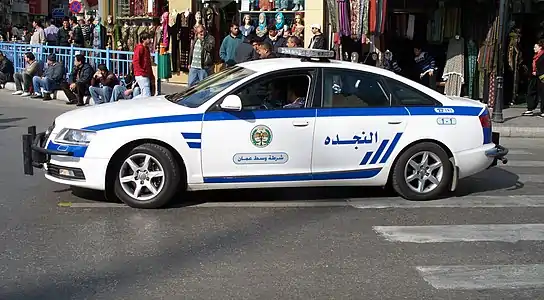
[[61, 54, 94, 106], [0, 51, 14, 88], [220, 23, 243, 68], [264, 25, 287, 54], [188, 25, 215, 87], [308, 24, 326, 50], [132, 33, 154, 97], [89, 64, 119, 104], [31, 55, 65, 101], [287, 36, 302, 48], [12, 52, 41, 96], [44, 19, 59, 46], [69, 16, 84, 48], [257, 43, 277, 59], [235, 33, 259, 64], [56, 17, 71, 47], [29, 20, 45, 46], [413, 45, 437, 89]]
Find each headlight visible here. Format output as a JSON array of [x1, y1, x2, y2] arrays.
[[55, 128, 96, 145]]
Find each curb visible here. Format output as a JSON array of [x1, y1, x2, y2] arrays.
[[493, 125, 544, 138], [3, 82, 95, 105]]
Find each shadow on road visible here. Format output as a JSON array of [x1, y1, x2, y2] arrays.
[[0, 117, 26, 124], [454, 167, 521, 197]]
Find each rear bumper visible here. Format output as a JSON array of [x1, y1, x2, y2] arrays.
[[454, 132, 508, 179]]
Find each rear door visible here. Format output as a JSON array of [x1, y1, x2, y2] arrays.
[[311, 68, 409, 180]]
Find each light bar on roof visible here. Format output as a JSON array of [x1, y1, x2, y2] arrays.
[[277, 47, 335, 58]]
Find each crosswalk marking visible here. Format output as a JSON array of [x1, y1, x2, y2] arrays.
[[504, 160, 544, 167], [348, 195, 544, 209], [508, 149, 533, 155], [416, 264, 544, 290], [373, 224, 544, 243]]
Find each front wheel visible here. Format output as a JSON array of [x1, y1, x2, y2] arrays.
[[391, 142, 452, 201], [113, 143, 181, 208]]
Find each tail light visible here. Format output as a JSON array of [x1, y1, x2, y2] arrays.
[[479, 108, 492, 144]]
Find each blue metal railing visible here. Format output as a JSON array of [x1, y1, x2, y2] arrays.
[[0, 42, 160, 91]]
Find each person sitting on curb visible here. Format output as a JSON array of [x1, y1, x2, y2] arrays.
[[0, 51, 14, 89], [89, 64, 119, 105], [13, 52, 42, 96], [31, 54, 65, 101], [110, 74, 141, 102], [61, 54, 94, 106]]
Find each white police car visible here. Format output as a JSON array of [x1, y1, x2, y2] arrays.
[[22, 48, 508, 209]]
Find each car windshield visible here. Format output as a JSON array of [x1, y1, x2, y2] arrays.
[[165, 66, 256, 108]]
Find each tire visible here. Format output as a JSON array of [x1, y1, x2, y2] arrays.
[[113, 143, 181, 208], [391, 142, 452, 201]]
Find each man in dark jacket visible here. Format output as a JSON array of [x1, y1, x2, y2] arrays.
[[308, 24, 326, 50], [31, 54, 65, 100], [57, 17, 71, 47], [264, 25, 287, 54], [235, 33, 259, 64], [69, 16, 85, 48], [0, 51, 14, 88], [188, 25, 215, 87], [61, 54, 94, 106], [257, 42, 277, 59], [89, 64, 119, 104]]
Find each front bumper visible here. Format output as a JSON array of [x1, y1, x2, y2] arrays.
[[22, 126, 77, 176], [485, 132, 509, 167]]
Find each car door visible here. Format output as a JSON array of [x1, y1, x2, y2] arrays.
[[200, 68, 318, 183], [311, 68, 409, 179]]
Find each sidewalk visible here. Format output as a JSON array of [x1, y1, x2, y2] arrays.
[[491, 106, 544, 138]]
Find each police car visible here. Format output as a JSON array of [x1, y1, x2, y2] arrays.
[[22, 48, 508, 209]]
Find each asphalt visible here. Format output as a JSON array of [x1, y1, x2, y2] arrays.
[[1, 91, 544, 299]]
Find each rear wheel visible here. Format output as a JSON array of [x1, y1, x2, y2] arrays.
[[113, 143, 181, 208], [391, 142, 452, 201]]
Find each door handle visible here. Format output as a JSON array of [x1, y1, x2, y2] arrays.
[[292, 121, 309, 127], [388, 121, 403, 125]]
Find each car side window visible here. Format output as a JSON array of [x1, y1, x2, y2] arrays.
[[385, 78, 440, 106], [323, 69, 390, 108], [235, 74, 311, 110]]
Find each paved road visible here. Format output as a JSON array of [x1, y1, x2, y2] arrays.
[[1, 92, 544, 299]]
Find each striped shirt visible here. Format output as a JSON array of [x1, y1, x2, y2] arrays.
[[414, 52, 436, 74], [191, 39, 203, 69]]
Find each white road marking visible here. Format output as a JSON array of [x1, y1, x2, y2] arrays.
[[416, 264, 544, 290], [348, 195, 544, 209], [517, 174, 544, 183], [373, 224, 544, 243], [504, 160, 544, 167], [507, 149, 533, 155]]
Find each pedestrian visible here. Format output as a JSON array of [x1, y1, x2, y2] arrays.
[[0, 51, 14, 88], [308, 24, 326, 50], [286, 36, 302, 48], [69, 16, 85, 48], [44, 19, 58, 46], [12, 52, 41, 96], [29, 20, 45, 46], [523, 40, 544, 117], [220, 23, 243, 68], [132, 32, 154, 97], [89, 64, 119, 105], [264, 25, 287, 54], [110, 74, 141, 102], [257, 42, 277, 59], [414, 45, 437, 89], [31, 54, 65, 101], [235, 33, 259, 64], [57, 17, 71, 47], [188, 25, 215, 87], [61, 54, 94, 106]]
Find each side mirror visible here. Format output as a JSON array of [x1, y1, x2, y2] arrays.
[[220, 95, 242, 111]]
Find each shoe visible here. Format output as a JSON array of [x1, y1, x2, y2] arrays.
[[21, 92, 31, 97], [76, 102, 85, 107], [522, 110, 534, 116], [42, 93, 52, 101], [12, 91, 23, 95], [66, 100, 77, 105], [30, 93, 42, 99]]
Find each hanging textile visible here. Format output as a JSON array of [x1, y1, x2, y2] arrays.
[[338, 0, 351, 36], [508, 30, 522, 100], [489, 72, 496, 108], [406, 15, 415, 40], [467, 40, 478, 99], [368, 0, 377, 33], [361, 0, 369, 43], [443, 37, 465, 96], [376, 0, 387, 34], [478, 14, 499, 73], [326, 0, 340, 33], [350, 0, 361, 39]]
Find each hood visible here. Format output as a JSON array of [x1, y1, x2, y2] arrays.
[[54, 96, 196, 131]]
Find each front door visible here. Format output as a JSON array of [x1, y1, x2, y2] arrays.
[[311, 68, 408, 179], [201, 69, 318, 183]]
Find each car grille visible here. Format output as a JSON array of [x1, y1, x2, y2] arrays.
[[47, 164, 86, 180]]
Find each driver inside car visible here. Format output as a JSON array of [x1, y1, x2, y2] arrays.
[[283, 82, 307, 108]]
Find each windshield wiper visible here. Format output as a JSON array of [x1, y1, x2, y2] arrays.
[[164, 92, 186, 103]]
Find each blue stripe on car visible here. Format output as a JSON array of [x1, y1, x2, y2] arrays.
[[203, 168, 382, 183], [369, 139, 390, 165], [187, 142, 201, 149], [181, 132, 202, 139], [82, 106, 483, 131], [46, 141, 88, 158], [379, 132, 403, 164]]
